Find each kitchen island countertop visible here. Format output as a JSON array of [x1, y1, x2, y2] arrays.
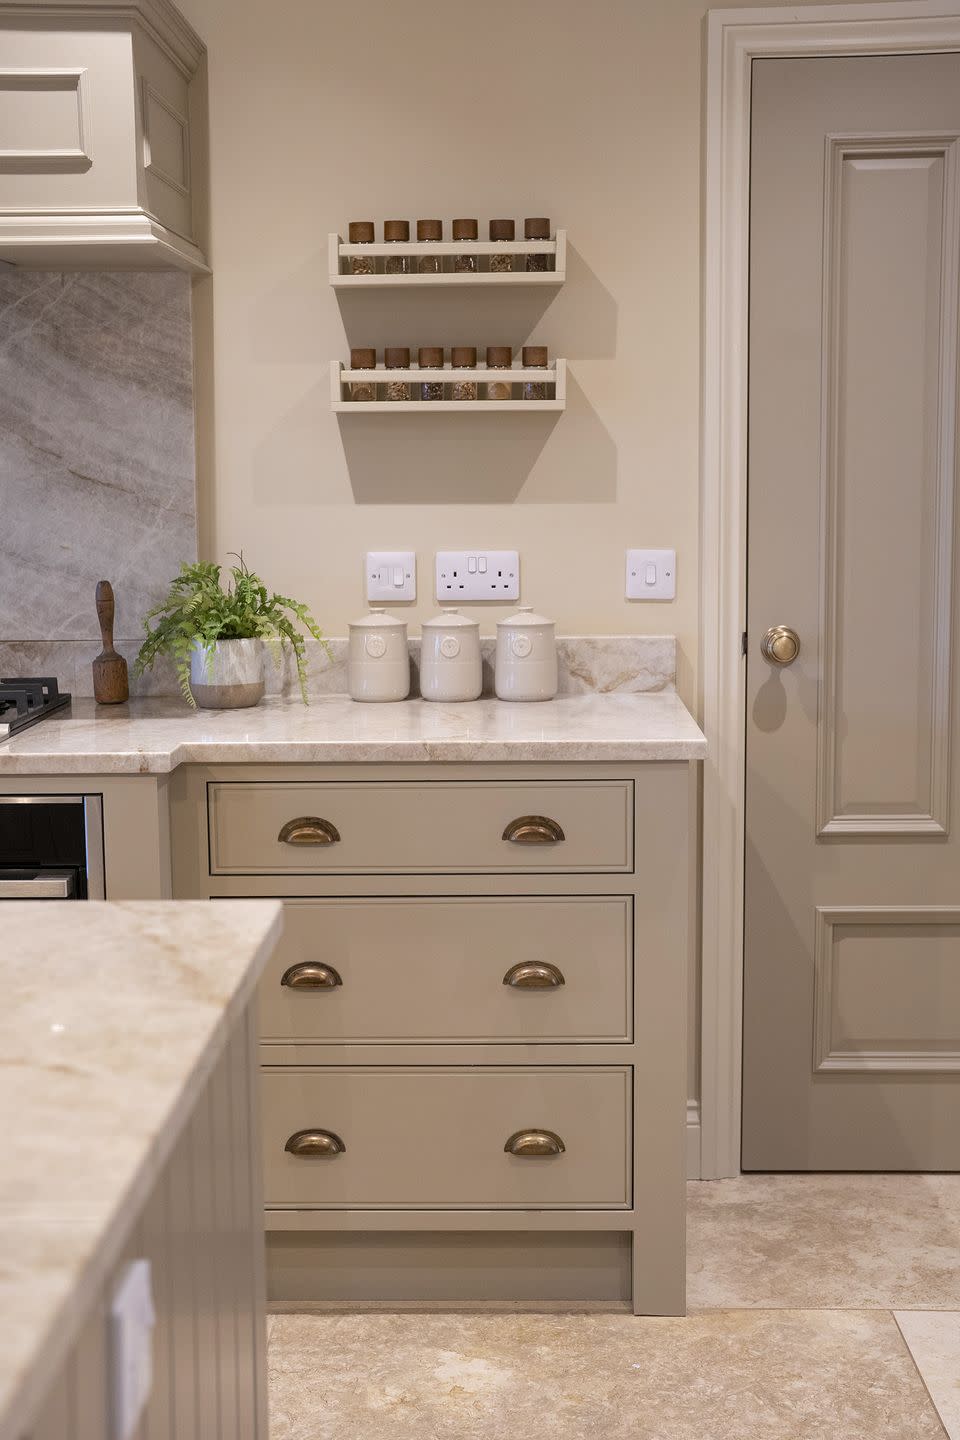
[[0, 692, 706, 775], [0, 899, 283, 1440]]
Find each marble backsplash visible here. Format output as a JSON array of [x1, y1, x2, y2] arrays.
[[0, 270, 197, 679], [0, 634, 676, 700]]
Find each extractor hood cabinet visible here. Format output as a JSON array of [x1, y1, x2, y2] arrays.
[[0, 0, 208, 272]]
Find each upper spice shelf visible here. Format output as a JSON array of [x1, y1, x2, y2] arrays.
[[330, 359, 567, 413], [328, 231, 567, 287]]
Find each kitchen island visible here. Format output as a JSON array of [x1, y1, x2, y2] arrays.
[[0, 900, 282, 1440]]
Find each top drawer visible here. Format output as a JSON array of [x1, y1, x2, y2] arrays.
[[207, 780, 633, 875]]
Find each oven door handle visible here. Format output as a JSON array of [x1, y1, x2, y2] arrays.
[[0, 870, 76, 899]]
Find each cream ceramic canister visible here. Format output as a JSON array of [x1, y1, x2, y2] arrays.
[[495, 606, 558, 701], [347, 608, 410, 702], [419, 609, 482, 702]]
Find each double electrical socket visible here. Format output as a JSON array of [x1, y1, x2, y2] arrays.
[[435, 550, 520, 602]]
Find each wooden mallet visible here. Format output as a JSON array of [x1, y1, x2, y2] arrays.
[[93, 580, 129, 704]]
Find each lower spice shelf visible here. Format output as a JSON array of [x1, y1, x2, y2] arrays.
[[330, 358, 567, 413]]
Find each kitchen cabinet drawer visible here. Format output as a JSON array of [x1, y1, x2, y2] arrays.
[[259, 896, 632, 1043], [262, 1067, 631, 1209], [208, 780, 633, 875]]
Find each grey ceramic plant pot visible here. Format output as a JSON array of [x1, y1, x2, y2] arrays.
[[190, 638, 265, 709]]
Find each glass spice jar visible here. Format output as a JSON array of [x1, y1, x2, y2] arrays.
[[524, 217, 551, 271], [521, 345, 549, 400], [451, 345, 478, 400], [349, 347, 377, 402], [452, 218, 479, 272], [417, 219, 443, 274], [384, 219, 412, 275], [418, 346, 445, 401], [486, 346, 514, 401], [384, 346, 411, 401], [348, 220, 376, 274], [488, 218, 515, 273]]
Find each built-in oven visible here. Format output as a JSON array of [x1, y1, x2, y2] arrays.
[[0, 795, 105, 899]]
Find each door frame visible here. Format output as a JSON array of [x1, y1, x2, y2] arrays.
[[700, 1, 960, 1179]]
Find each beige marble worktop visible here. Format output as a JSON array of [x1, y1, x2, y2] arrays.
[[0, 693, 706, 774], [0, 900, 283, 1440]]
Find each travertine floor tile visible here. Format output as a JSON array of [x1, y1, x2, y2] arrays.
[[268, 1309, 944, 1440], [688, 1174, 960, 1310], [895, 1312, 960, 1438]]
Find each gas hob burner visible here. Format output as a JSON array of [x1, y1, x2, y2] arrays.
[[0, 677, 72, 739]]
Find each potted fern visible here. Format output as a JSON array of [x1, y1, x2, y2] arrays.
[[134, 556, 326, 709]]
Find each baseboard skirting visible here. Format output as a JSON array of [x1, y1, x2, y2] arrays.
[[686, 1099, 702, 1180]]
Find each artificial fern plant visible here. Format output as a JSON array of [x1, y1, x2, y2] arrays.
[[134, 556, 326, 707]]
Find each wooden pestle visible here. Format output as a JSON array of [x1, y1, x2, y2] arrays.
[[92, 580, 129, 704]]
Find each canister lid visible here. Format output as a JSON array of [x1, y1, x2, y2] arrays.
[[384, 219, 410, 241], [498, 605, 555, 628], [348, 220, 375, 242], [384, 346, 411, 368], [418, 346, 445, 368], [422, 608, 480, 629], [350, 347, 376, 368], [524, 217, 551, 239], [417, 218, 443, 241], [451, 345, 477, 367], [489, 218, 515, 241], [452, 218, 478, 240], [349, 607, 407, 629]]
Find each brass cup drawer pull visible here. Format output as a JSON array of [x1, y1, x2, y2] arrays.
[[502, 961, 566, 989], [281, 962, 343, 990], [284, 1129, 346, 1158], [278, 816, 341, 846], [502, 815, 566, 845], [504, 1129, 566, 1157]]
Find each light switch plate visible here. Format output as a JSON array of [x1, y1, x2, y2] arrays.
[[436, 550, 520, 602], [626, 548, 676, 601], [110, 1259, 155, 1440], [366, 551, 416, 603]]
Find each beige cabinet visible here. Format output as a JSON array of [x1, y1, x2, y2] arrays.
[[173, 760, 694, 1316], [0, 0, 208, 271]]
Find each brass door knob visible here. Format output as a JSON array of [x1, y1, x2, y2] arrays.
[[502, 815, 566, 844], [502, 961, 566, 989], [284, 1129, 346, 1157], [277, 816, 341, 846], [281, 962, 343, 989], [760, 626, 801, 666], [504, 1129, 566, 1157]]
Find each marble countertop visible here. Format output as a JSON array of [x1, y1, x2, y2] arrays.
[[0, 900, 283, 1440], [0, 693, 706, 774]]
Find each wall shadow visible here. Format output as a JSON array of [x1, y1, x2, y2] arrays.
[[338, 410, 562, 505]]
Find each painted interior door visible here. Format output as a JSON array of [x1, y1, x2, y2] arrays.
[[743, 54, 960, 1170]]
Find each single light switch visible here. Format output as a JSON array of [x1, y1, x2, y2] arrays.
[[366, 551, 416, 603], [110, 1260, 155, 1440], [626, 549, 676, 601]]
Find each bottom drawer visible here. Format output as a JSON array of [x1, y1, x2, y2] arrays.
[[262, 1067, 631, 1210]]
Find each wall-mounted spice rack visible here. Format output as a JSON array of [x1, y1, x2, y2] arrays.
[[328, 230, 567, 288], [330, 359, 567, 412]]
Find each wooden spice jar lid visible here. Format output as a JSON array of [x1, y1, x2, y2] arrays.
[[486, 346, 513, 367], [350, 347, 376, 368], [417, 219, 443, 240], [451, 346, 477, 366], [489, 219, 515, 241], [521, 346, 548, 366], [384, 346, 411, 367], [348, 221, 375, 242], [452, 218, 478, 240], [384, 220, 410, 241], [418, 346, 444, 367], [524, 217, 551, 239]]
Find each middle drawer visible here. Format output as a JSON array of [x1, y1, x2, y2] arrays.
[[260, 896, 633, 1044]]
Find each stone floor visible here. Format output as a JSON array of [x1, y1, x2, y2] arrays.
[[268, 1174, 960, 1439]]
